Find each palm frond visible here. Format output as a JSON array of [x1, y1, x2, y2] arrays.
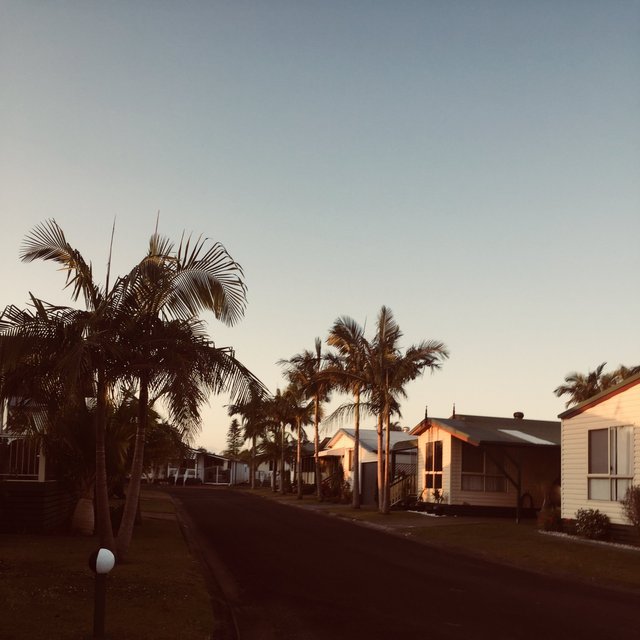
[[20, 219, 100, 308]]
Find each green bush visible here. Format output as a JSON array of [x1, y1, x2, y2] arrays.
[[621, 485, 640, 536], [575, 508, 610, 540]]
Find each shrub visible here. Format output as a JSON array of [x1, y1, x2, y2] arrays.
[[340, 482, 353, 504], [621, 485, 640, 536], [575, 508, 610, 540], [537, 506, 562, 532]]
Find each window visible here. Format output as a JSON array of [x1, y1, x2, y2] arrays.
[[588, 426, 633, 501], [461, 443, 507, 492], [425, 441, 443, 489], [347, 449, 353, 471]]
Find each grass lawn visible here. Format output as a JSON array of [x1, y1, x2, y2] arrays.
[[401, 518, 640, 592], [0, 489, 214, 640]]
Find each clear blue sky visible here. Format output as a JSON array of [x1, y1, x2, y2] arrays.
[[1, 1, 639, 453]]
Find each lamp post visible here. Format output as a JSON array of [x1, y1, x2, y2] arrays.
[[88, 547, 116, 639]]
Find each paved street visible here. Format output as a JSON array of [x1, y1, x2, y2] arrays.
[[169, 487, 639, 640]]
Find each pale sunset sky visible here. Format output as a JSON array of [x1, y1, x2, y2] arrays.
[[1, 1, 639, 453]]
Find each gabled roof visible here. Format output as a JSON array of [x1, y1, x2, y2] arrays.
[[410, 413, 560, 447], [325, 428, 416, 453], [558, 372, 640, 420]]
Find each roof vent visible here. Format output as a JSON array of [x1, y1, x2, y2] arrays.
[[513, 412, 524, 420]]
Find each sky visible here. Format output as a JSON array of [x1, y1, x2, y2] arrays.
[[1, 1, 639, 454]]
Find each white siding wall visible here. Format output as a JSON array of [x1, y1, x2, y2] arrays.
[[561, 383, 640, 525], [416, 426, 453, 503], [324, 432, 377, 484], [417, 425, 559, 508]]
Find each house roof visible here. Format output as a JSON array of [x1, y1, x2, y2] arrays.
[[558, 372, 640, 420], [410, 414, 560, 447], [325, 428, 416, 453], [301, 437, 331, 456]]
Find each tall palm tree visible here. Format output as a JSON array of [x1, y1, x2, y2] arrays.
[[282, 381, 313, 499], [228, 391, 270, 489], [7, 219, 129, 551], [326, 316, 367, 509], [114, 229, 263, 560], [16, 220, 264, 559], [368, 307, 449, 514], [268, 388, 291, 494], [279, 338, 332, 500]]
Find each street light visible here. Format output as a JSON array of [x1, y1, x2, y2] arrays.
[[88, 548, 116, 639]]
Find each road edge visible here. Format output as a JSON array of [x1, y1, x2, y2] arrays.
[[169, 492, 242, 640]]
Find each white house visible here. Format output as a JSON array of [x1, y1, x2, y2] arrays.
[[169, 449, 250, 486], [410, 413, 560, 515], [559, 372, 640, 528], [319, 428, 417, 505]]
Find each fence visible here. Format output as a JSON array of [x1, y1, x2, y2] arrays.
[[0, 434, 40, 480]]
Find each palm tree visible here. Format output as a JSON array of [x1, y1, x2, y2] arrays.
[[326, 316, 367, 509], [114, 228, 263, 560], [554, 362, 608, 408], [268, 388, 291, 494], [368, 307, 449, 514], [608, 364, 640, 386], [282, 381, 313, 499], [15, 220, 264, 559], [554, 362, 640, 408], [228, 391, 270, 489], [279, 338, 332, 500], [0, 310, 132, 538], [1, 219, 125, 552]]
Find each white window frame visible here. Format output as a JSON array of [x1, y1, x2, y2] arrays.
[[424, 440, 443, 490], [587, 425, 634, 502]]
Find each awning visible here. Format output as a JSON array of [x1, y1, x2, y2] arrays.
[[393, 439, 418, 452], [318, 447, 347, 457]]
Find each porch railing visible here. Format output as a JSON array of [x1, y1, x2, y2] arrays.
[[389, 473, 416, 507], [0, 434, 40, 480]]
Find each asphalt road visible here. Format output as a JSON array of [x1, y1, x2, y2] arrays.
[[169, 487, 639, 640]]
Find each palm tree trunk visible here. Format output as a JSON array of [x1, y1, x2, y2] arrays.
[[314, 395, 322, 501], [376, 413, 384, 512], [352, 387, 361, 509], [271, 451, 277, 492], [250, 434, 256, 489], [382, 407, 391, 514], [95, 368, 115, 551], [280, 422, 286, 495], [296, 417, 303, 500], [116, 375, 149, 560]]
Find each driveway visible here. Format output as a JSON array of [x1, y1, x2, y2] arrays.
[[169, 487, 639, 640]]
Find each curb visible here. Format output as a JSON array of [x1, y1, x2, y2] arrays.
[[169, 494, 241, 640]]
